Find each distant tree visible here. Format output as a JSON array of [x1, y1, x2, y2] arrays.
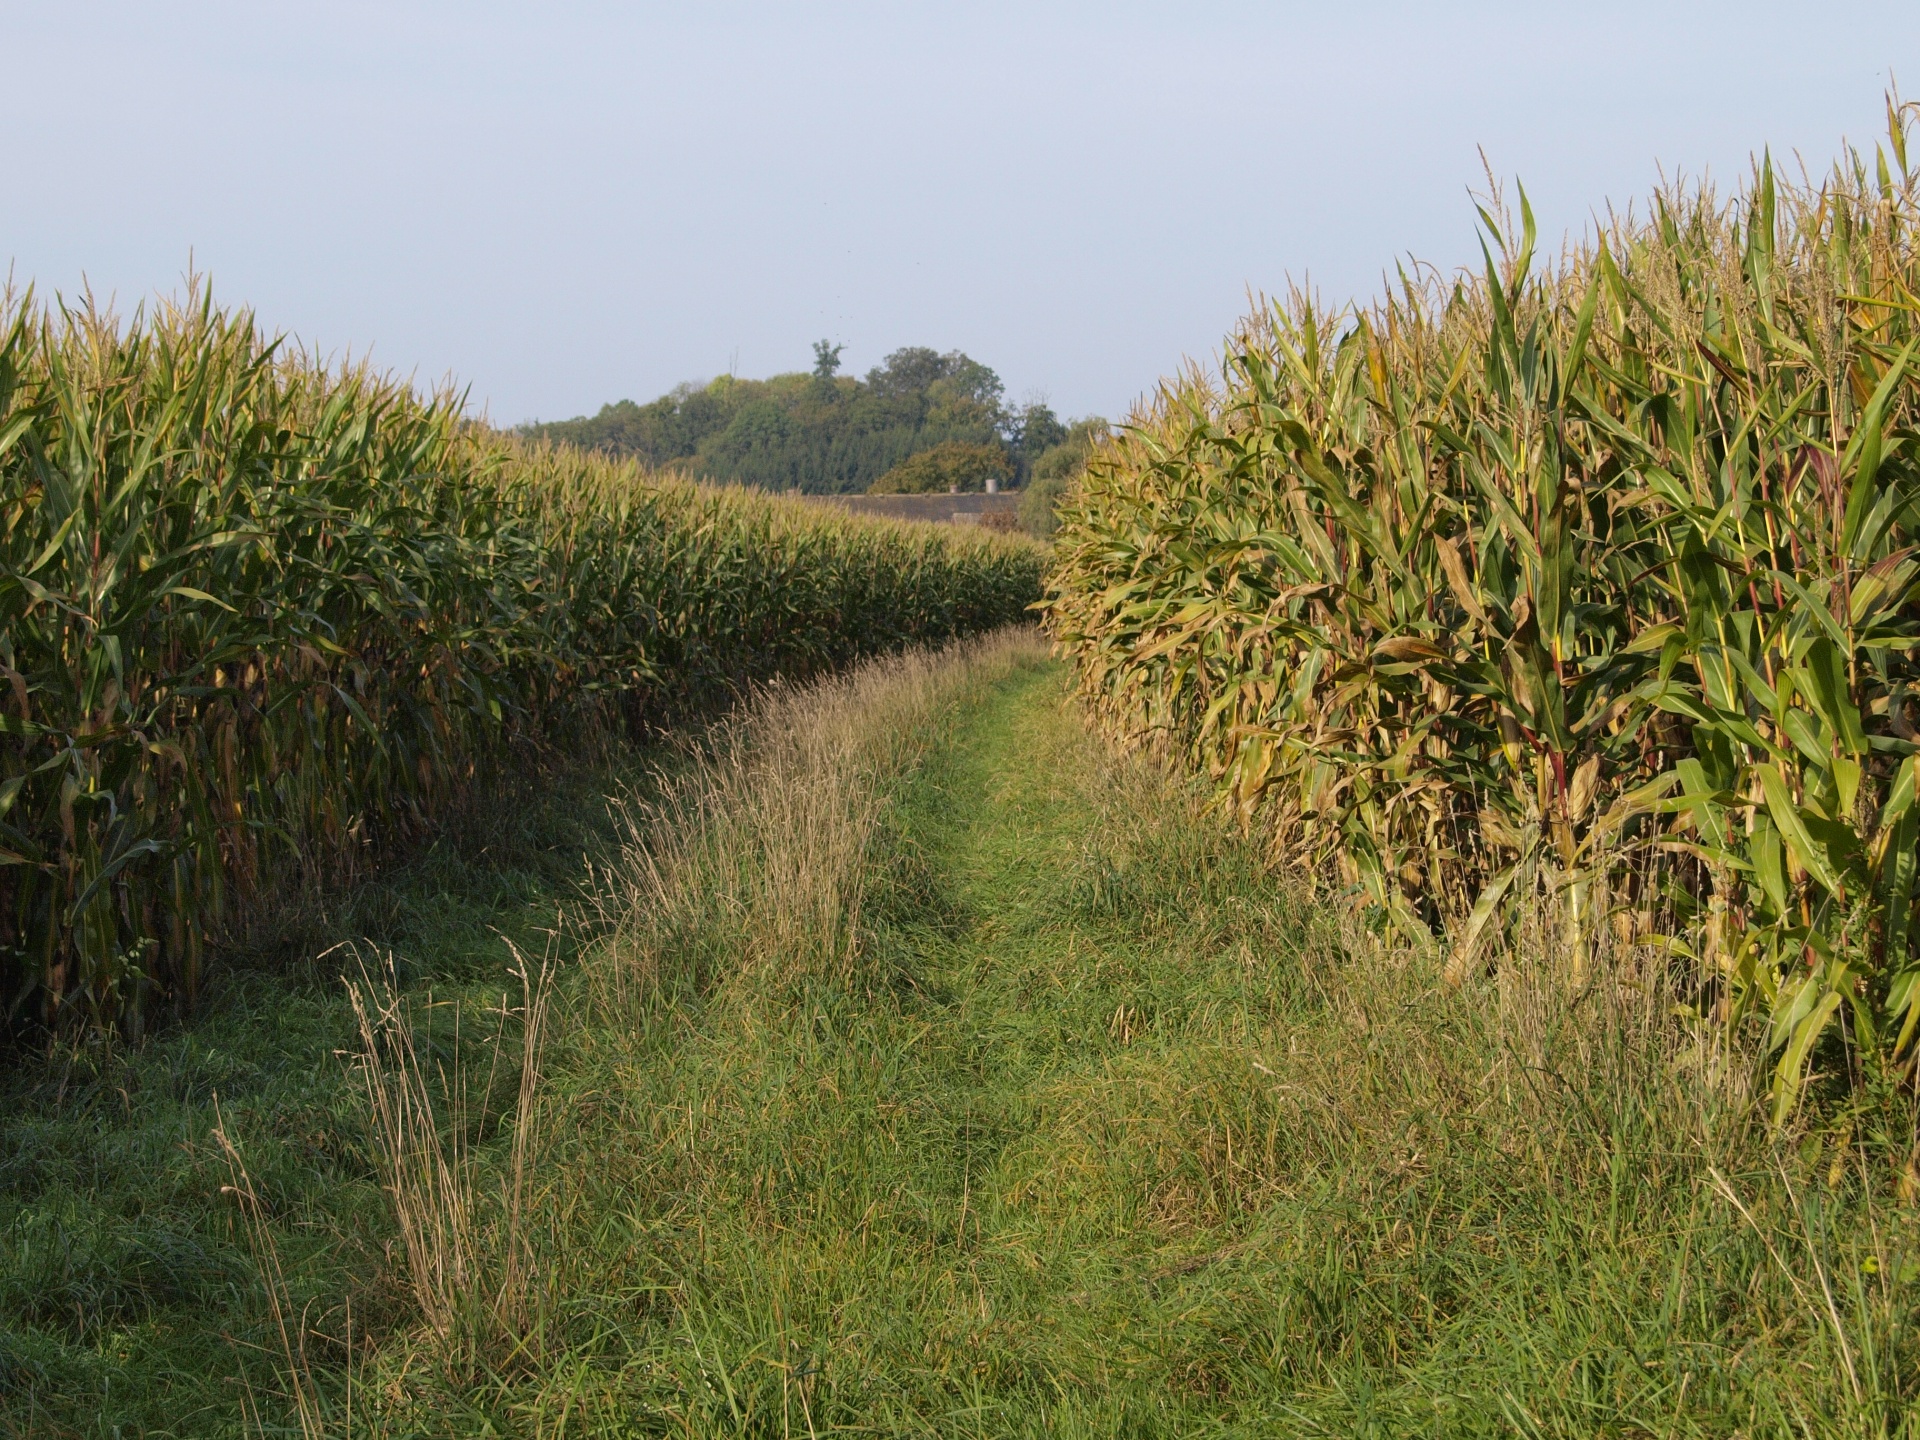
[[936, 354, 1005, 410], [925, 378, 998, 432], [866, 346, 950, 398], [1011, 401, 1068, 455], [1019, 417, 1109, 538], [706, 398, 794, 466], [521, 380, 735, 465], [528, 343, 1030, 495], [1032, 418, 1107, 480], [865, 347, 1003, 409], [869, 440, 1012, 494], [1008, 400, 1068, 483]]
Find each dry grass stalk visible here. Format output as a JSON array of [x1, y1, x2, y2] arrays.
[[347, 944, 553, 1374], [599, 628, 1048, 1013], [213, 1108, 337, 1439]]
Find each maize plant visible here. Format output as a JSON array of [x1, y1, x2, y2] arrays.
[[0, 287, 1042, 1036], [1044, 102, 1920, 1118]]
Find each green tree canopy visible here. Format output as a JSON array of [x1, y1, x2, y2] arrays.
[[523, 347, 1101, 496], [1019, 418, 1110, 538], [868, 440, 1012, 494], [1009, 400, 1069, 464]]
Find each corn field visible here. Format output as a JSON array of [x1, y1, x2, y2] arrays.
[[1044, 104, 1920, 1117], [0, 287, 1042, 1035]]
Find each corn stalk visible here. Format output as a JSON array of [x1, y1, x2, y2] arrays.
[[0, 286, 1044, 1035], [1044, 101, 1920, 1118]]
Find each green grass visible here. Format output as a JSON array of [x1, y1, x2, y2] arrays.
[[6, 642, 1918, 1435], [491, 650, 1919, 1435], [0, 748, 653, 1437]]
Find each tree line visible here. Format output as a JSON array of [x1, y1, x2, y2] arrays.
[[522, 344, 1104, 498]]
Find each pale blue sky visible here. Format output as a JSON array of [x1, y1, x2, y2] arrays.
[[6, 2, 1919, 424]]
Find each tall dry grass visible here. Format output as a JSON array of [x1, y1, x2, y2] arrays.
[[346, 946, 553, 1379], [211, 947, 555, 1433], [594, 626, 1053, 1016], [214, 1114, 337, 1440]]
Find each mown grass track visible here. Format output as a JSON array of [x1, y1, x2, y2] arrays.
[[7, 639, 1916, 1436], [457, 645, 1915, 1437]]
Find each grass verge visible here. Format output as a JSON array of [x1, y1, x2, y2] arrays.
[[0, 746, 649, 1437]]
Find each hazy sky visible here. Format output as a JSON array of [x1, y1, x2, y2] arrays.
[[7, 2, 1920, 424]]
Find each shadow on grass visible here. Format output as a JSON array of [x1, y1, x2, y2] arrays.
[[0, 741, 658, 1438]]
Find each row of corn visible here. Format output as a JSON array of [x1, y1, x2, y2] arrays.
[[0, 289, 1043, 1035], [1043, 106, 1920, 1117]]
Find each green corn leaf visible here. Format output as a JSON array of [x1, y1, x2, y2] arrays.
[[1882, 754, 1919, 827], [1842, 338, 1918, 556], [1758, 763, 1846, 898], [1800, 639, 1869, 757], [1771, 987, 1843, 1126], [1878, 808, 1918, 971]]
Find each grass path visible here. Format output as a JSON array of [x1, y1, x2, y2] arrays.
[[534, 648, 1903, 1437], [824, 655, 1330, 1423], [2, 640, 1907, 1436], [513, 645, 1341, 1433]]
